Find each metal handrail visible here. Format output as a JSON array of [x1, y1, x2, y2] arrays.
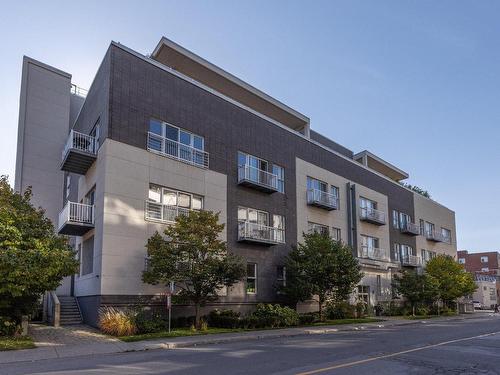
[[70, 84, 88, 97], [425, 229, 447, 242], [145, 201, 191, 223], [58, 201, 94, 230], [238, 164, 278, 190], [401, 221, 420, 234], [147, 132, 209, 169], [359, 207, 386, 223], [238, 221, 285, 244], [62, 130, 96, 160], [359, 245, 389, 261], [306, 188, 339, 209], [401, 254, 422, 266]]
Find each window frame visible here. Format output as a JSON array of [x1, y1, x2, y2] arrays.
[[148, 184, 204, 211], [246, 263, 257, 294]]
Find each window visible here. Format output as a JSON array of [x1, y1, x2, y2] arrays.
[[272, 164, 285, 193], [308, 222, 329, 236], [360, 197, 377, 211], [392, 210, 399, 229], [357, 285, 370, 306], [66, 174, 71, 199], [490, 288, 496, 298], [307, 176, 328, 192], [331, 227, 341, 242], [376, 275, 382, 296], [422, 249, 436, 263], [399, 213, 411, 228], [419, 219, 425, 235], [482, 267, 489, 272], [361, 235, 379, 249], [81, 236, 94, 276], [393, 243, 401, 261], [276, 266, 286, 288], [246, 263, 257, 294], [90, 118, 101, 151], [331, 186, 339, 200], [401, 244, 414, 257], [148, 119, 205, 166], [146, 184, 203, 222], [441, 228, 452, 244], [424, 221, 435, 235], [238, 207, 269, 226], [273, 214, 286, 242], [458, 258, 466, 264], [85, 187, 95, 206], [481, 256, 489, 263]]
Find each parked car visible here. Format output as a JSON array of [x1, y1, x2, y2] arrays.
[[473, 301, 482, 310]]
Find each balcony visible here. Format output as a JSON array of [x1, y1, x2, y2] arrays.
[[425, 229, 447, 243], [358, 246, 390, 262], [238, 221, 285, 245], [147, 132, 209, 169], [145, 201, 191, 223], [306, 189, 339, 210], [60, 130, 97, 174], [237, 164, 278, 193], [400, 222, 420, 236], [58, 202, 94, 236], [359, 207, 386, 225], [401, 254, 422, 267]]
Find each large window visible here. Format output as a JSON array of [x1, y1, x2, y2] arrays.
[[421, 249, 436, 263], [393, 210, 412, 229], [307, 177, 339, 198], [308, 222, 329, 236], [246, 263, 257, 294], [147, 184, 203, 222], [238, 207, 269, 226], [441, 228, 452, 244], [149, 119, 206, 167], [81, 236, 94, 276], [361, 235, 379, 249], [276, 266, 286, 288], [360, 197, 377, 211]]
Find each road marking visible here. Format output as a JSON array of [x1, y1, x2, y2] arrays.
[[296, 330, 500, 375]]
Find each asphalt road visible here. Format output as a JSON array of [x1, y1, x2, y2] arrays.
[[3, 315, 500, 375]]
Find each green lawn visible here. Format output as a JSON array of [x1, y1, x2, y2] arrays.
[[119, 318, 385, 342], [0, 336, 35, 351], [120, 327, 247, 342], [404, 313, 458, 320]]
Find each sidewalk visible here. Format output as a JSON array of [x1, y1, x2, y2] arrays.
[[0, 314, 486, 365]]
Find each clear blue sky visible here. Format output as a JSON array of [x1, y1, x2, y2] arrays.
[[1, 1, 498, 252]]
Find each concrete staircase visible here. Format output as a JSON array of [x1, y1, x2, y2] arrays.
[[58, 296, 83, 325]]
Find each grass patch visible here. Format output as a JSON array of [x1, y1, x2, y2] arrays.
[[404, 313, 458, 320], [120, 318, 385, 342], [310, 318, 384, 326], [120, 328, 247, 342], [0, 336, 35, 351]]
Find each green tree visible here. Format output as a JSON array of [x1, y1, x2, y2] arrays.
[[425, 255, 476, 310], [400, 183, 431, 198], [142, 210, 246, 329], [281, 232, 363, 321], [0, 176, 79, 323], [393, 270, 438, 316]]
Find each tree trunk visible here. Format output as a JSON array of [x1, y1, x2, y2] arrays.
[[412, 304, 415, 317], [318, 296, 324, 321], [195, 303, 201, 330]]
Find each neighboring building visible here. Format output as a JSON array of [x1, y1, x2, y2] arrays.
[[457, 250, 500, 303], [472, 274, 498, 309], [15, 37, 458, 326]]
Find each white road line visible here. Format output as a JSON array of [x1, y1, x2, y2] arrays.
[[296, 330, 500, 375]]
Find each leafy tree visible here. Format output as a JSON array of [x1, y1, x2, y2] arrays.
[[281, 232, 363, 321], [142, 210, 246, 329], [0, 176, 79, 322], [425, 255, 476, 309], [400, 183, 431, 198], [393, 270, 438, 316]]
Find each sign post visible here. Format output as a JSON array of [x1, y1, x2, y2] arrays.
[[167, 281, 174, 333]]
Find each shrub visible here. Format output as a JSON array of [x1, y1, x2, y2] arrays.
[[326, 301, 356, 320], [298, 313, 319, 325], [99, 307, 136, 336], [250, 304, 299, 328], [134, 310, 167, 334], [380, 301, 404, 316], [0, 316, 18, 337], [207, 309, 241, 329], [415, 306, 430, 316]]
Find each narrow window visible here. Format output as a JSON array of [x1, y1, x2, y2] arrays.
[[246, 263, 257, 294], [276, 266, 286, 288]]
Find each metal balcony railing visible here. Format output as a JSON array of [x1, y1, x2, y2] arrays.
[[238, 221, 285, 245], [359, 245, 390, 261], [237, 164, 279, 192], [58, 202, 94, 235], [401, 254, 422, 267], [145, 201, 191, 223], [400, 222, 420, 236], [70, 84, 88, 98], [306, 189, 339, 210], [425, 229, 447, 243], [62, 130, 96, 160], [147, 132, 209, 169], [359, 207, 386, 225]]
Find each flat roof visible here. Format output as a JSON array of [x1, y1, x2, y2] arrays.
[[353, 150, 409, 182], [151, 37, 309, 132]]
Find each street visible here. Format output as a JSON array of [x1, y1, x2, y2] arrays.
[[3, 315, 500, 375]]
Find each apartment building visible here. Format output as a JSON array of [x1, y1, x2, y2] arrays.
[[472, 274, 498, 309], [458, 250, 500, 303], [15, 37, 457, 326]]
